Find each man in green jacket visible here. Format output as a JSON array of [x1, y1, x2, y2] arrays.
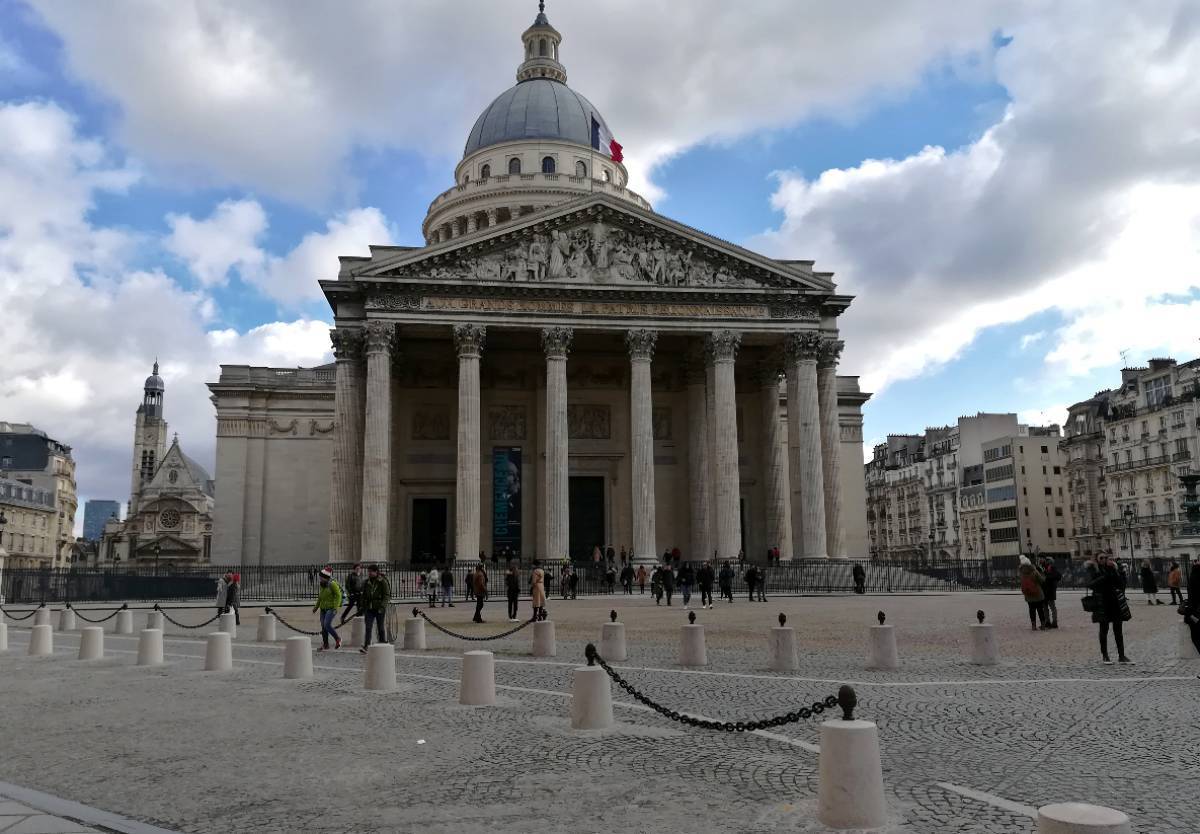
[[360, 564, 391, 652], [313, 568, 343, 651]]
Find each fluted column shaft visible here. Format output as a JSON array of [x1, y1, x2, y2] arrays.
[[818, 339, 846, 558], [360, 321, 395, 562], [785, 333, 827, 559], [330, 328, 365, 564], [685, 348, 712, 562], [542, 328, 572, 560], [759, 364, 793, 561], [627, 330, 658, 564], [454, 324, 486, 562], [707, 331, 742, 560]]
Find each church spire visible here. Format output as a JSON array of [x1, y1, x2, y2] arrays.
[[518, 0, 566, 83]]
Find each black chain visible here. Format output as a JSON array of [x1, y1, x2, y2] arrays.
[[590, 647, 840, 732], [0, 607, 39, 621], [417, 609, 533, 641], [154, 604, 223, 630], [265, 607, 323, 637], [71, 608, 123, 623]]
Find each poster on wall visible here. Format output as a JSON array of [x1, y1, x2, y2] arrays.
[[493, 447, 522, 559]]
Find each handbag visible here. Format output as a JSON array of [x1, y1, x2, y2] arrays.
[[1081, 593, 1102, 613], [1117, 591, 1132, 622]]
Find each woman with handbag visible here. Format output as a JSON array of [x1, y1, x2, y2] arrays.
[[1086, 557, 1132, 664]]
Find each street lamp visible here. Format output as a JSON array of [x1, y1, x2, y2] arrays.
[[1121, 506, 1136, 566], [153, 543, 162, 576]]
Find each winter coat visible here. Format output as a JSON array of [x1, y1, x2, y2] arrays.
[[1140, 566, 1158, 595], [677, 566, 695, 586], [225, 580, 240, 608], [426, 569, 440, 592], [1087, 565, 1125, 623], [661, 568, 675, 591], [1167, 567, 1182, 589], [1041, 564, 1060, 602], [440, 569, 454, 589], [215, 578, 229, 608], [361, 575, 390, 612], [316, 580, 343, 611], [744, 566, 759, 588], [505, 571, 520, 595], [718, 566, 734, 588], [472, 570, 488, 598], [697, 565, 715, 590], [531, 568, 546, 607], [344, 571, 362, 597], [852, 564, 866, 582], [1188, 565, 1200, 612], [1018, 564, 1044, 602]]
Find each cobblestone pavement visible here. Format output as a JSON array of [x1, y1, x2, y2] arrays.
[[1, 592, 1197, 833]]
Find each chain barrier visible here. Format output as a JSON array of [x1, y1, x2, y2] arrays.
[[0, 607, 40, 621], [153, 604, 222, 630], [585, 644, 848, 733], [417, 608, 534, 642], [68, 602, 126, 624], [264, 606, 323, 637]]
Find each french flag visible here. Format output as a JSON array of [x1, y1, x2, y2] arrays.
[[591, 115, 623, 163]]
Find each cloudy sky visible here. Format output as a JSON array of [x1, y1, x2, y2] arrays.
[[2, 0, 1199, 530]]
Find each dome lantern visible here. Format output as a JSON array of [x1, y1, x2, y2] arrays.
[[517, 1, 566, 83]]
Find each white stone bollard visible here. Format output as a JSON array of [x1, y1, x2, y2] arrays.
[[532, 620, 557, 657], [28, 624, 53, 656], [217, 612, 237, 638], [459, 650, 497, 706], [403, 616, 426, 650], [204, 632, 233, 672], [1037, 803, 1131, 834], [283, 636, 314, 680], [78, 627, 104, 661], [1177, 622, 1200, 660], [137, 629, 164, 666], [257, 613, 277, 643], [600, 622, 627, 662], [114, 609, 134, 635], [363, 643, 397, 691], [145, 611, 164, 631], [58, 608, 76, 632], [769, 626, 798, 671], [679, 624, 708, 666], [817, 718, 889, 830], [570, 665, 614, 730], [0, 622, 7, 651], [33, 608, 51, 627], [867, 625, 899, 670], [349, 616, 364, 648], [969, 623, 999, 666]]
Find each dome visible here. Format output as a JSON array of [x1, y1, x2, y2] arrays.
[[463, 78, 611, 158], [144, 361, 164, 392]]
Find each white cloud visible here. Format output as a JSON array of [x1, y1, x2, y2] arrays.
[[1019, 331, 1046, 350], [165, 198, 266, 287]]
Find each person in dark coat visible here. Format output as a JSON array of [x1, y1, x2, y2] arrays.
[[1041, 558, 1061, 628], [852, 563, 866, 594], [471, 566, 488, 623], [1183, 563, 1200, 659], [697, 561, 716, 609], [339, 563, 362, 626], [1087, 556, 1132, 664], [504, 563, 520, 622], [661, 563, 675, 606], [744, 565, 759, 602], [718, 561, 734, 603], [1139, 561, 1163, 605]]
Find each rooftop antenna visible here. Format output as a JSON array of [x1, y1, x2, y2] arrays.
[[1119, 349, 1129, 366]]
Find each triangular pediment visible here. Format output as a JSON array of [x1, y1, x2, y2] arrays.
[[147, 440, 202, 492], [134, 534, 199, 554], [354, 194, 834, 293]]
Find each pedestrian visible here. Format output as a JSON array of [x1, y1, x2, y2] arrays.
[[440, 565, 455, 607], [1140, 560, 1163, 605], [744, 564, 758, 602], [651, 566, 663, 604], [636, 564, 647, 594], [1040, 558, 1060, 628], [661, 562, 675, 606], [359, 564, 390, 651], [530, 560, 547, 622], [718, 561, 734, 603], [471, 565, 488, 623], [620, 545, 628, 564], [606, 544, 616, 564], [1167, 561, 1184, 606], [226, 572, 242, 625], [505, 562, 520, 622], [677, 562, 694, 609], [697, 560, 715, 609], [215, 572, 231, 619], [605, 564, 617, 594], [756, 564, 767, 602], [568, 568, 580, 600], [852, 563, 866, 594], [620, 563, 634, 594], [1085, 556, 1132, 664], [464, 561, 475, 601], [737, 550, 746, 570], [1182, 563, 1200, 658], [313, 568, 343, 651], [593, 545, 602, 564], [425, 565, 439, 608], [340, 563, 363, 625], [1018, 555, 1049, 630]]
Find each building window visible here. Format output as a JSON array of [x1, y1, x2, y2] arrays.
[[539, 37, 547, 57], [1056, 528, 1065, 538], [1053, 466, 1061, 474], [480, 164, 490, 179], [541, 156, 556, 174], [508, 157, 521, 175], [1144, 375, 1171, 407], [575, 161, 587, 177]]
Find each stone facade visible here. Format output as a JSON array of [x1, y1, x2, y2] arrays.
[[0, 476, 57, 568], [0, 421, 76, 566]]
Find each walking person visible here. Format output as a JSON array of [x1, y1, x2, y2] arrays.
[[1041, 557, 1061, 628], [1167, 562, 1184, 606], [530, 560, 547, 622], [568, 569, 580, 600], [662, 562, 676, 606], [718, 561, 734, 603], [339, 563, 363, 626], [1140, 560, 1164, 605], [225, 572, 242, 625], [505, 563, 520, 622], [471, 565, 488, 623], [425, 566, 439, 608], [1086, 556, 1132, 664], [215, 572, 231, 619], [677, 562, 694, 609], [697, 560, 715, 609], [744, 564, 758, 602], [620, 563, 634, 594], [1018, 555, 1049, 630], [636, 564, 647, 594], [464, 562, 475, 602], [756, 564, 767, 602], [313, 568, 343, 651], [359, 564, 390, 652], [651, 566, 663, 605], [852, 563, 866, 594], [440, 565, 455, 607]]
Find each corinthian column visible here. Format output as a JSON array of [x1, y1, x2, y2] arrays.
[[361, 321, 396, 562], [706, 330, 742, 560], [541, 327, 573, 561], [757, 359, 793, 562], [454, 324, 486, 562], [818, 338, 846, 559], [330, 327, 366, 564], [626, 329, 658, 565], [785, 332, 827, 559], [684, 345, 712, 562]]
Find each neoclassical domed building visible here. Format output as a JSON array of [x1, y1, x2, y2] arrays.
[[209, 4, 871, 567]]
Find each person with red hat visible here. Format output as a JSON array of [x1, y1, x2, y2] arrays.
[[312, 567, 343, 650]]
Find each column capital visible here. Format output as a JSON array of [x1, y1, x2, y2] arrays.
[[364, 321, 396, 355], [784, 331, 822, 363], [818, 337, 845, 369], [330, 327, 364, 361], [704, 330, 741, 364], [541, 326, 573, 359], [453, 323, 487, 358], [625, 329, 658, 361]]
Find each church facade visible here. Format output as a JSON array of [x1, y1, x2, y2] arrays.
[[208, 6, 871, 567]]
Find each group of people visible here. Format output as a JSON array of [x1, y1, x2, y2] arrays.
[[311, 564, 392, 652], [1017, 555, 1063, 630], [214, 572, 241, 625]]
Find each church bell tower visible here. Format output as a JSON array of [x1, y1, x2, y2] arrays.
[[128, 361, 169, 515]]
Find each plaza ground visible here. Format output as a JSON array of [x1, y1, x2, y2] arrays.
[[0, 591, 1197, 833]]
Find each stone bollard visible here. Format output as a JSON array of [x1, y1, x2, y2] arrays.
[[349, 616, 364, 648], [204, 632, 233, 672], [283, 636, 314, 680], [532, 620, 557, 657], [459, 650, 497, 706], [137, 629, 164, 666], [680, 612, 707, 666], [33, 607, 51, 627], [0, 622, 7, 651], [867, 612, 899, 670], [257, 613, 277, 643], [363, 644, 397, 691], [1037, 803, 1131, 834], [58, 608, 76, 632], [146, 611, 164, 631], [28, 624, 53, 656], [969, 611, 999, 666], [114, 609, 134, 635], [1177, 622, 1200, 660], [600, 622, 627, 662], [572, 646, 614, 730], [217, 612, 237, 638], [769, 613, 798, 671], [817, 686, 888, 830], [403, 615, 426, 650], [78, 627, 104, 661]]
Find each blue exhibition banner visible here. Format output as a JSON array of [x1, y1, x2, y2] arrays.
[[493, 447, 522, 558]]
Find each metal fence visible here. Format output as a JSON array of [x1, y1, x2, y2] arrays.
[[0, 555, 1190, 605]]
